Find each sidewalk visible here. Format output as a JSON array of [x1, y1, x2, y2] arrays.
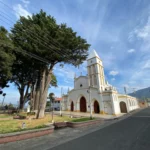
[[0, 108, 143, 150], [54, 111, 125, 119], [0, 118, 118, 150]]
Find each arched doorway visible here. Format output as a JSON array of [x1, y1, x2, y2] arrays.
[[80, 97, 87, 112], [120, 102, 127, 113], [94, 101, 100, 113], [71, 101, 74, 111]]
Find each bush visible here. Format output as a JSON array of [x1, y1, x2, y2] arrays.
[[27, 112, 35, 116]]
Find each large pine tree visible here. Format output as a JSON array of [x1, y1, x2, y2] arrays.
[[0, 26, 15, 90], [11, 10, 90, 118]]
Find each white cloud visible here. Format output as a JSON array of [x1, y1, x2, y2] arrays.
[[102, 53, 116, 69], [129, 16, 150, 44], [135, 16, 150, 40], [109, 70, 119, 76], [13, 4, 31, 19], [127, 49, 135, 53], [21, 0, 30, 7], [143, 60, 150, 69], [111, 78, 115, 81]]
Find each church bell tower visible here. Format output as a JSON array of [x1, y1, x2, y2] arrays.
[[87, 49, 106, 91]]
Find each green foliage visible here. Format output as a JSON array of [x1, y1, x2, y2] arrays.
[[27, 112, 35, 116], [50, 74, 57, 87], [10, 10, 90, 113], [0, 26, 15, 88], [49, 92, 55, 103], [46, 101, 51, 107], [8, 103, 14, 109], [11, 9, 90, 68]]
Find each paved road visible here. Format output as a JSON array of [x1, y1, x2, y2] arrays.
[[51, 108, 150, 150]]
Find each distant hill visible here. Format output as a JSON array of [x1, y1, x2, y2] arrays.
[[129, 87, 150, 100]]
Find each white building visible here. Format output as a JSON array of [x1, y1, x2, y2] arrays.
[[62, 50, 139, 115], [53, 97, 62, 110]]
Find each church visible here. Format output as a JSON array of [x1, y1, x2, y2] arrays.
[[62, 50, 139, 115]]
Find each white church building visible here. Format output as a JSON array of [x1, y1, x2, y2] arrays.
[[62, 50, 139, 115]]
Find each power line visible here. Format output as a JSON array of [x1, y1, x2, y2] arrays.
[[0, 11, 68, 57], [0, 1, 73, 57], [0, 9, 83, 66], [0, 0, 88, 73]]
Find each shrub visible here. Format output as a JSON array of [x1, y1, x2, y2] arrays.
[[27, 112, 35, 116]]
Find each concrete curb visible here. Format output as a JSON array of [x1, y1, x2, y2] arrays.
[[67, 119, 104, 128], [0, 126, 54, 144]]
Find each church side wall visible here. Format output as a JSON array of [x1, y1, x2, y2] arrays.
[[118, 96, 139, 112], [111, 94, 121, 115], [102, 94, 113, 114]]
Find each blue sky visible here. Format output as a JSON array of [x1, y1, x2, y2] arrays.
[[1, 0, 150, 104]]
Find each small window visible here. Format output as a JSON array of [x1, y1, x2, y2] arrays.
[[80, 84, 83, 87]]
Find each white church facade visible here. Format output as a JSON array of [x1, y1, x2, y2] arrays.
[[62, 50, 139, 115]]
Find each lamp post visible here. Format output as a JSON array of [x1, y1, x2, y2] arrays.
[[87, 86, 92, 119], [2, 93, 6, 107], [49, 93, 55, 123], [60, 87, 63, 117]]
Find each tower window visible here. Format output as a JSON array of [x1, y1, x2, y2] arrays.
[[93, 65, 96, 73], [88, 67, 91, 75], [90, 76, 92, 86], [94, 75, 97, 85]]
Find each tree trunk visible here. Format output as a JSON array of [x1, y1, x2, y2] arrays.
[[19, 88, 25, 110], [34, 90, 40, 111], [36, 69, 46, 118], [38, 89, 48, 118], [36, 68, 53, 118], [33, 73, 41, 112]]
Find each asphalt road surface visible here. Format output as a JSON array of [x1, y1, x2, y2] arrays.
[[51, 108, 150, 150]]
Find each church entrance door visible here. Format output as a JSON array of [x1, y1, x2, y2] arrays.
[[94, 100, 100, 113], [80, 97, 87, 112], [120, 101, 127, 113], [71, 101, 74, 111]]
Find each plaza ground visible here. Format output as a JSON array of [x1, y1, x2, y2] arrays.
[[0, 113, 89, 134], [53, 110, 125, 119], [0, 108, 149, 150]]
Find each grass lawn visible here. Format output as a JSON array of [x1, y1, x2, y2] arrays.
[[0, 114, 13, 118], [0, 114, 94, 134]]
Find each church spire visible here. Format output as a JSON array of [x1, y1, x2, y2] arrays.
[[88, 49, 100, 60]]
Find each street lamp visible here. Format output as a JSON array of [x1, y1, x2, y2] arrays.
[[60, 87, 63, 117], [2, 93, 6, 107], [87, 86, 92, 119], [49, 93, 55, 123]]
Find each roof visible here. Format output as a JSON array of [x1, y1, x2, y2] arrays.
[[88, 49, 100, 59], [55, 97, 62, 101]]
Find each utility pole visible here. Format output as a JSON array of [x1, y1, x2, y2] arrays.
[[60, 87, 63, 117], [2, 93, 6, 107], [124, 87, 129, 111], [87, 86, 92, 119]]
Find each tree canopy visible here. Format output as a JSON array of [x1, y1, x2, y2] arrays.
[[7, 9, 90, 117], [0, 26, 15, 89]]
